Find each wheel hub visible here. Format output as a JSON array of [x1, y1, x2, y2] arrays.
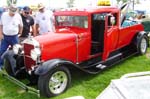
[[140, 38, 147, 53], [49, 71, 68, 94]]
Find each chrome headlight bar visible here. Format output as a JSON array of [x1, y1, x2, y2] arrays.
[[30, 48, 41, 61], [13, 44, 22, 54]]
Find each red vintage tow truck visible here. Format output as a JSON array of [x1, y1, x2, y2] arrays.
[[1, 4, 149, 98]]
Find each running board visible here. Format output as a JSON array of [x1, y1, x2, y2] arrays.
[[0, 71, 40, 97], [81, 50, 137, 74], [96, 64, 106, 69]]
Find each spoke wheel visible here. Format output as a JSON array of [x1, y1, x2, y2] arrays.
[[49, 71, 68, 94], [38, 66, 71, 98], [138, 35, 148, 55], [140, 38, 147, 54]]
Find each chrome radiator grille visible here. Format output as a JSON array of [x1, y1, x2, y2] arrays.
[[23, 43, 36, 70]]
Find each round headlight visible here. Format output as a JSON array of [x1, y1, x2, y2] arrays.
[[13, 44, 22, 54], [30, 48, 41, 61]]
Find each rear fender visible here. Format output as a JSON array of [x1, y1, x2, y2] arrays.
[[136, 31, 149, 47], [34, 59, 77, 75]]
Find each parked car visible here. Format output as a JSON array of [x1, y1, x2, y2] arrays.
[[3, 5, 149, 98]]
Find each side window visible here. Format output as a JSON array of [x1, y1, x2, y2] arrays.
[[91, 13, 106, 42], [93, 13, 107, 21]]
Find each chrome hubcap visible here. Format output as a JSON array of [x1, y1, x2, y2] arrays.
[[49, 71, 68, 94], [140, 38, 147, 53]]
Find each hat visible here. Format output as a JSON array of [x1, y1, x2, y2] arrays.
[[23, 6, 30, 12], [9, 4, 17, 13], [38, 3, 45, 10]]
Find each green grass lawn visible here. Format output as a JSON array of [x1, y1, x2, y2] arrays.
[[0, 52, 150, 99]]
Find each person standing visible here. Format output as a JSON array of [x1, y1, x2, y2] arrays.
[[0, 4, 23, 70], [34, 3, 54, 35], [20, 6, 35, 42]]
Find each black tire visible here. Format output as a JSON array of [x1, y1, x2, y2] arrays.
[[4, 57, 26, 79], [15, 56, 27, 79], [38, 66, 71, 98], [137, 35, 148, 55], [4, 58, 15, 76]]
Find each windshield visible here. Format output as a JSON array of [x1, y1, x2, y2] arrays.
[[56, 16, 88, 28]]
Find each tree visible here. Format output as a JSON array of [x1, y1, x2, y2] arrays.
[[117, 0, 127, 3], [135, 0, 140, 4], [7, 0, 17, 6], [67, 0, 75, 8]]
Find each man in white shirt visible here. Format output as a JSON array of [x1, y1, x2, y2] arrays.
[[0, 4, 23, 70], [34, 3, 54, 35]]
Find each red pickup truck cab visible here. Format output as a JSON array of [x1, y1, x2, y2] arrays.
[[3, 6, 148, 97]]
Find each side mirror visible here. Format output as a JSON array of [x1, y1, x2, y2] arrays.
[[110, 16, 116, 26], [105, 14, 116, 32]]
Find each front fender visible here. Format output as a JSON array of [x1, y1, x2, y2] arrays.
[[34, 59, 76, 75], [2, 50, 24, 70], [2, 50, 16, 67], [2, 50, 14, 59]]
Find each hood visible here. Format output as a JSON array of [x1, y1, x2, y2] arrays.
[[33, 30, 79, 61], [34, 32, 77, 47], [34, 27, 87, 46], [23, 28, 88, 62]]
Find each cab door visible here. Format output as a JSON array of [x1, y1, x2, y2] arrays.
[[102, 13, 119, 60]]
